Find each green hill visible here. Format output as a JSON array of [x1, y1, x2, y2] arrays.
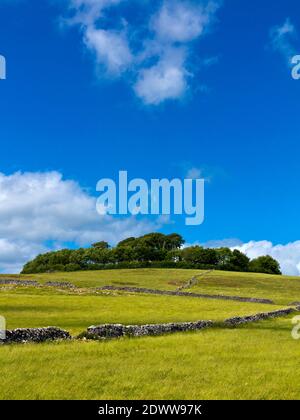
[[0, 268, 300, 399]]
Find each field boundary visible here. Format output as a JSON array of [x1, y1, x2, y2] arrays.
[[97, 285, 274, 304], [1, 279, 275, 304], [176, 270, 214, 291], [82, 306, 299, 340], [2, 306, 299, 345]]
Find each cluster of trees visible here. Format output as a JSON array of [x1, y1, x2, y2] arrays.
[[21, 233, 282, 275]]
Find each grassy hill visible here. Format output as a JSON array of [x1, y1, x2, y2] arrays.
[[18, 268, 300, 305], [1, 268, 300, 399]]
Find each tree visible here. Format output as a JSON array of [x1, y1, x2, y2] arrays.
[[249, 255, 281, 275], [181, 246, 218, 265], [84, 247, 112, 264], [92, 241, 110, 249], [166, 233, 185, 250], [20, 232, 257, 274], [228, 249, 250, 271], [116, 237, 137, 248], [215, 247, 233, 266], [111, 246, 134, 263], [139, 233, 168, 250]]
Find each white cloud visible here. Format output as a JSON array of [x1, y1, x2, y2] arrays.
[[67, 0, 124, 26], [133, 0, 219, 105], [231, 240, 300, 276], [204, 238, 243, 248], [183, 163, 213, 182], [0, 171, 161, 273], [84, 27, 133, 75], [151, 0, 211, 43], [270, 18, 298, 67], [134, 46, 188, 105], [0, 239, 47, 274], [186, 167, 203, 179], [200, 238, 300, 276], [64, 0, 220, 105]]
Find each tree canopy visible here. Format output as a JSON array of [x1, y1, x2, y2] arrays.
[[21, 232, 282, 276]]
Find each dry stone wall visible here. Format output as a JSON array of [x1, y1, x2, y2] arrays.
[[1, 305, 298, 345], [98, 285, 274, 304], [0, 279, 39, 286], [224, 307, 300, 326], [1, 327, 71, 344], [86, 320, 213, 339]]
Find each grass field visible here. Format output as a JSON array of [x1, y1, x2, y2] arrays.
[[1, 268, 300, 400], [13, 267, 300, 304], [0, 316, 299, 400], [0, 286, 283, 334]]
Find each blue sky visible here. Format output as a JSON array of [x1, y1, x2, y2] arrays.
[[0, 0, 300, 274]]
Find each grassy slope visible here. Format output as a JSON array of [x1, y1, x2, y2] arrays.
[[14, 268, 300, 304], [0, 315, 298, 400], [18, 269, 198, 290], [0, 287, 282, 334], [186, 270, 300, 305], [1, 268, 300, 399]]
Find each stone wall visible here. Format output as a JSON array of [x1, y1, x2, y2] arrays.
[[83, 307, 299, 340], [45, 281, 75, 288], [86, 320, 213, 339], [0, 279, 39, 286], [1, 327, 71, 344], [0, 279, 76, 289], [224, 307, 300, 326], [1, 309, 299, 344], [98, 285, 274, 305]]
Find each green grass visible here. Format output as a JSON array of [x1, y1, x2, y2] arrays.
[[0, 315, 299, 400], [18, 268, 197, 289], [8, 268, 300, 305], [185, 270, 300, 305], [0, 287, 281, 335], [1, 268, 300, 399]]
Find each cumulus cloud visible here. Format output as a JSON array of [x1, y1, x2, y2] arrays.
[[0, 171, 160, 273], [64, 0, 220, 105], [231, 240, 300, 276], [270, 18, 298, 67], [0, 239, 47, 274], [84, 27, 133, 75], [151, 0, 218, 43], [205, 238, 300, 276], [134, 46, 188, 104]]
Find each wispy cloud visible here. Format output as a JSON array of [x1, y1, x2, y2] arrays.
[[269, 18, 298, 67], [63, 0, 221, 105], [84, 26, 133, 76], [179, 161, 216, 182]]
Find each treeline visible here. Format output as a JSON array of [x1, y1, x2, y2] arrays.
[[21, 233, 281, 275]]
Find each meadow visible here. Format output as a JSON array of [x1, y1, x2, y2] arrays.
[[0, 316, 299, 400], [0, 286, 283, 335], [19, 268, 300, 305], [1, 268, 300, 399]]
